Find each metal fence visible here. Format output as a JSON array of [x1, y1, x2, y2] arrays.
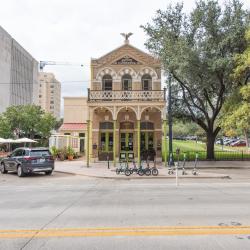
[[168, 150, 250, 161]]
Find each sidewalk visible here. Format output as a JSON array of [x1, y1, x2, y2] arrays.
[[53, 160, 241, 179]]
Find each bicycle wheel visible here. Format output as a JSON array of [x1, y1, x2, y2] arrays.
[[138, 169, 144, 176], [145, 169, 151, 176], [125, 169, 131, 176], [151, 168, 159, 176]]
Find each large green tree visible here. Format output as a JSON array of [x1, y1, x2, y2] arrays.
[[220, 85, 250, 147], [233, 29, 250, 84], [142, 0, 249, 159], [0, 105, 56, 139]]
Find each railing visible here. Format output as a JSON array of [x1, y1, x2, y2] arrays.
[[168, 150, 250, 161], [88, 88, 166, 102]]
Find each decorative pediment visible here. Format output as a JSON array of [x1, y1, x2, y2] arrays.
[[112, 55, 142, 65], [92, 44, 160, 66]]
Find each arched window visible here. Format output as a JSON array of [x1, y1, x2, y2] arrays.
[[141, 121, 154, 130], [102, 75, 112, 91], [122, 74, 132, 91], [142, 74, 152, 91], [100, 122, 113, 130], [120, 121, 134, 130]]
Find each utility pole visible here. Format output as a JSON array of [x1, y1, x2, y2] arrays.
[[168, 74, 174, 166]]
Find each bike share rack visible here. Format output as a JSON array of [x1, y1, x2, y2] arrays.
[[168, 149, 199, 176], [115, 150, 159, 177]]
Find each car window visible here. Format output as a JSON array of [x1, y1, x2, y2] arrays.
[[12, 149, 23, 157], [30, 150, 51, 157]]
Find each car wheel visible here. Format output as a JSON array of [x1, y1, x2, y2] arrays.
[[17, 166, 25, 177], [45, 171, 53, 175], [0, 163, 7, 174]]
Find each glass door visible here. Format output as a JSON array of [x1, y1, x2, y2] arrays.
[[100, 132, 113, 152], [120, 132, 134, 161], [141, 132, 154, 150]]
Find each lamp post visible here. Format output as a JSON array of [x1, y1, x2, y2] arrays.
[[168, 74, 174, 166]]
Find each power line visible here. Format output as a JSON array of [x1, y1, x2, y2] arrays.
[[0, 80, 91, 85]]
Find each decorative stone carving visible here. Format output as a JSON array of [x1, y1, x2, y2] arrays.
[[137, 67, 158, 81], [96, 67, 118, 81]]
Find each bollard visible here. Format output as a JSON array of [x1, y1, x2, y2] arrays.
[[107, 154, 110, 169]]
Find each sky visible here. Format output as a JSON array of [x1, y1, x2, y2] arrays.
[[0, 0, 249, 115]]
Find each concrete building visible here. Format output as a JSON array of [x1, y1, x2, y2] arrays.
[[38, 72, 61, 120], [59, 35, 167, 166], [0, 26, 38, 113]]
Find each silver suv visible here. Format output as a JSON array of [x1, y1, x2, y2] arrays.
[[0, 148, 54, 177]]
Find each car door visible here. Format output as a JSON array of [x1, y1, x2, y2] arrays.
[[12, 149, 24, 171], [4, 150, 17, 171]]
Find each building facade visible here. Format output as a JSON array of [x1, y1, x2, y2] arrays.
[[0, 26, 38, 113], [87, 38, 167, 165], [59, 37, 167, 166], [38, 72, 61, 119]]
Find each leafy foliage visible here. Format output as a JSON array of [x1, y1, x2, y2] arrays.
[[220, 85, 250, 146], [142, 0, 249, 159], [233, 29, 250, 84], [0, 105, 57, 139]]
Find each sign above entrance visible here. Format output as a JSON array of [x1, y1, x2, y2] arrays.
[[112, 55, 142, 65]]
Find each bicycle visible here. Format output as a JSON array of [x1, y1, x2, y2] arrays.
[[116, 161, 130, 175]]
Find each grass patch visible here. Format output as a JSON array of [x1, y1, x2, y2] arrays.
[[165, 140, 250, 161]]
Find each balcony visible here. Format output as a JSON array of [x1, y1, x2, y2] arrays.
[[88, 88, 166, 102]]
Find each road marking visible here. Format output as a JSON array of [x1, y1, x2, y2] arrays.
[[1, 226, 250, 238]]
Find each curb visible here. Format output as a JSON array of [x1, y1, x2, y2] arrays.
[[54, 170, 230, 180]]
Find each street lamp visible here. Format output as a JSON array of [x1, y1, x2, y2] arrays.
[[168, 74, 174, 166]]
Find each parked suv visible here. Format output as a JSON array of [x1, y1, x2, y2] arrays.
[[0, 148, 54, 177]]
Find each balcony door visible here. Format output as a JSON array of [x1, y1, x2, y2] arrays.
[[142, 74, 152, 91], [122, 74, 132, 91], [102, 74, 113, 91]]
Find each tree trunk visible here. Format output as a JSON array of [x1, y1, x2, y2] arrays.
[[206, 131, 216, 160]]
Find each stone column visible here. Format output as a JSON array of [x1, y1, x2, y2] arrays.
[[113, 120, 117, 167], [137, 120, 141, 165]]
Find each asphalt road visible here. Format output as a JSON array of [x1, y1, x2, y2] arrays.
[[1, 170, 250, 250]]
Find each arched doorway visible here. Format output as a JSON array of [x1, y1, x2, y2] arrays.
[[92, 107, 114, 161], [116, 107, 137, 161]]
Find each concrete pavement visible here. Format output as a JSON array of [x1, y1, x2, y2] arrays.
[[53, 160, 242, 179], [1, 171, 250, 249]]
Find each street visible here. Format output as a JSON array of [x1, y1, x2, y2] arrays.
[[0, 170, 250, 250]]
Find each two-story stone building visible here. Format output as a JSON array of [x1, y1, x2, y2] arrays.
[[60, 35, 167, 166]]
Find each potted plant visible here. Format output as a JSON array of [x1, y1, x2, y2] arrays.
[[67, 146, 75, 161], [58, 147, 67, 161], [50, 146, 58, 160]]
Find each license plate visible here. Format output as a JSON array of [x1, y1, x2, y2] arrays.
[[39, 158, 45, 163]]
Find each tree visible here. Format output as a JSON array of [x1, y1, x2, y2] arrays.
[[220, 85, 250, 147], [0, 115, 12, 138], [0, 105, 56, 140], [233, 29, 250, 85], [37, 112, 57, 139], [142, 0, 249, 159]]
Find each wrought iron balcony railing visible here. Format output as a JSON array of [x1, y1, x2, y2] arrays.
[[88, 88, 166, 102]]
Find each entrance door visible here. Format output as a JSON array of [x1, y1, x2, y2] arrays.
[[120, 132, 134, 161], [99, 132, 113, 161], [141, 132, 154, 160]]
